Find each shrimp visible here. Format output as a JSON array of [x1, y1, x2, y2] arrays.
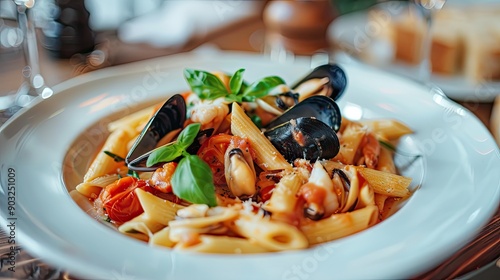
[[149, 162, 178, 193], [189, 97, 230, 132]]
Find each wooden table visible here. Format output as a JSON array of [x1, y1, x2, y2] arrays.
[[0, 16, 499, 280]]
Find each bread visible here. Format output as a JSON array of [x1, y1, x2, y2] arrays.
[[389, 5, 500, 82]]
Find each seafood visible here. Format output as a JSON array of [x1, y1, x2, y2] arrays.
[[126, 95, 186, 165], [256, 64, 346, 117], [189, 97, 230, 132], [264, 95, 342, 132], [262, 95, 342, 163], [299, 162, 339, 220], [292, 63, 347, 101], [224, 138, 257, 198]]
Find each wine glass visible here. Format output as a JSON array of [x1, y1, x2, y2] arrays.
[[412, 0, 447, 84], [0, 0, 53, 123]]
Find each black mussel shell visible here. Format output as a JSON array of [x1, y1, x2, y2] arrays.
[[264, 96, 342, 132], [127, 128, 214, 172], [292, 64, 347, 101], [126, 94, 186, 165], [264, 117, 340, 162]]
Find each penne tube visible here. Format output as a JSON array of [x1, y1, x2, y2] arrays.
[[150, 227, 176, 248], [334, 123, 365, 165], [376, 146, 396, 174], [76, 174, 120, 198], [231, 102, 292, 171], [118, 213, 164, 241], [175, 235, 269, 254], [83, 128, 133, 182], [169, 207, 238, 229], [301, 205, 379, 245], [135, 188, 185, 226], [229, 213, 308, 251], [355, 182, 375, 210], [356, 167, 411, 197], [107, 105, 156, 132], [374, 193, 389, 214], [360, 119, 413, 140], [265, 171, 306, 214]]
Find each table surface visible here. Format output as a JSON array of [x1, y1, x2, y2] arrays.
[[0, 15, 499, 280]]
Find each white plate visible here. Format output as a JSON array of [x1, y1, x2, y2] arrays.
[[328, 1, 500, 102], [0, 52, 499, 280]]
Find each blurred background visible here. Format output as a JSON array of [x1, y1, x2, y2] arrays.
[[0, 0, 499, 279]]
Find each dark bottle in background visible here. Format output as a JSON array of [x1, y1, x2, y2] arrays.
[[42, 0, 94, 58]]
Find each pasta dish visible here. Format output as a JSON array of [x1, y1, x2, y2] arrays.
[[73, 64, 413, 253]]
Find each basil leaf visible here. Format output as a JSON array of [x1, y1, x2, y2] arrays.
[[225, 94, 243, 103], [229, 69, 245, 95], [104, 150, 125, 162], [242, 76, 285, 99], [177, 123, 201, 150], [184, 69, 228, 100], [146, 144, 183, 167], [172, 155, 217, 207]]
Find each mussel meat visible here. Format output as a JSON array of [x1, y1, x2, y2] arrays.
[[224, 144, 257, 198]]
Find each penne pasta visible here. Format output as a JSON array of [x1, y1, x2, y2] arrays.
[[334, 123, 365, 165], [135, 188, 185, 226], [107, 105, 156, 132], [301, 205, 379, 245], [231, 102, 292, 171], [76, 174, 120, 198], [377, 146, 397, 174], [374, 193, 389, 214], [355, 182, 375, 210], [265, 171, 306, 214], [229, 213, 308, 251], [150, 227, 176, 248], [83, 128, 133, 183], [118, 213, 164, 241], [175, 235, 269, 254], [356, 167, 411, 197], [360, 119, 413, 140]]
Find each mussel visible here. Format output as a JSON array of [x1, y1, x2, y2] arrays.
[[264, 95, 342, 133], [126, 95, 186, 165], [127, 128, 213, 172], [292, 63, 347, 102], [224, 146, 257, 198], [256, 64, 346, 117], [263, 96, 342, 163], [125, 94, 213, 172]]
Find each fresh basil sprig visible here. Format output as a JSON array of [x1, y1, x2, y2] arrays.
[[172, 154, 217, 206], [146, 123, 201, 167], [146, 123, 217, 206], [184, 68, 285, 103]]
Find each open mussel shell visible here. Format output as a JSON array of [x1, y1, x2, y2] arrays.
[[127, 128, 214, 172], [126, 94, 186, 166], [264, 95, 342, 132], [292, 64, 347, 101], [264, 117, 340, 163]]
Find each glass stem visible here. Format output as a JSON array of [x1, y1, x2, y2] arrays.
[[417, 5, 433, 84], [17, 3, 41, 96]]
